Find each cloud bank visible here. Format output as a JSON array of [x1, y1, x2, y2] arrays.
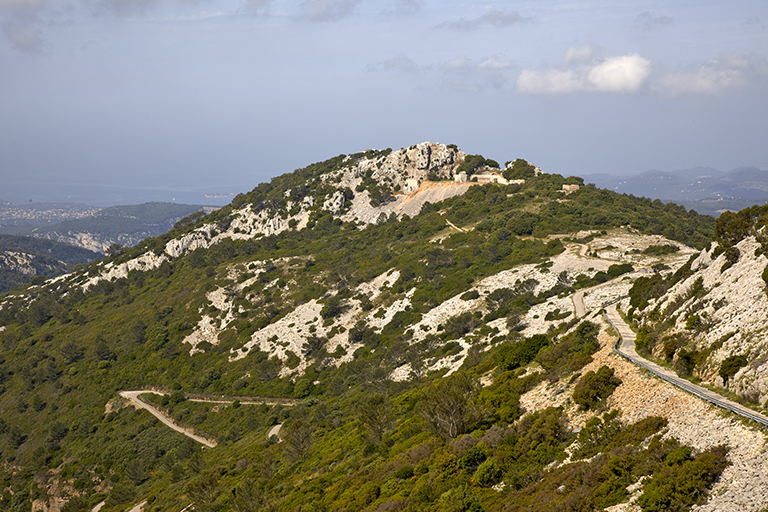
[[635, 11, 673, 31], [652, 51, 768, 96], [518, 50, 651, 94], [440, 56, 512, 92], [366, 54, 419, 73], [300, 0, 359, 21]]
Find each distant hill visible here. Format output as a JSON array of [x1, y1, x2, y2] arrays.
[[583, 166, 768, 216], [0, 199, 101, 233], [0, 234, 100, 294], [26, 202, 219, 253]]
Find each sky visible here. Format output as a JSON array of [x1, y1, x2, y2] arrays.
[[1, 0, 767, 207]]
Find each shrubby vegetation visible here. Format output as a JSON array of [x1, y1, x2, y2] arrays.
[[503, 159, 537, 180], [572, 365, 622, 410], [0, 149, 725, 511]]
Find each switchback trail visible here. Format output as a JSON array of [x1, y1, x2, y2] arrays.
[[119, 391, 296, 447], [603, 305, 768, 428], [120, 391, 218, 448]]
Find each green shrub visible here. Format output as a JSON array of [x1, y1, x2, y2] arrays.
[[473, 458, 502, 487], [719, 355, 747, 385], [573, 366, 622, 410], [460, 290, 480, 301], [496, 334, 550, 371], [637, 445, 730, 512], [394, 465, 414, 479]]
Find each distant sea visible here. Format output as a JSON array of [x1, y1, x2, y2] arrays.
[[3, 182, 236, 208]]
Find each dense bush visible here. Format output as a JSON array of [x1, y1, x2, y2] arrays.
[[573, 366, 622, 410], [719, 355, 748, 385]]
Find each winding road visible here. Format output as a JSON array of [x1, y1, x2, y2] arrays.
[[603, 304, 768, 428]]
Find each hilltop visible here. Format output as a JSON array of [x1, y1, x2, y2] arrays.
[[4, 143, 768, 512]]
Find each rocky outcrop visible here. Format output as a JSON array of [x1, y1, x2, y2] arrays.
[[65, 144, 480, 303], [0, 251, 39, 276], [35, 231, 151, 254], [638, 236, 768, 405]]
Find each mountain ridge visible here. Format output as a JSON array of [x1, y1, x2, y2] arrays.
[[583, 166, 768, 216], [4, 143, 767, 512]]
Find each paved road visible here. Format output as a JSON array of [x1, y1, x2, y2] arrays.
[[572, 290, 586, 318], [604, 305, 768, 428], [119, 391, 218, 448]]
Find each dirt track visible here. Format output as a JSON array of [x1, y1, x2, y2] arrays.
[[119, 390, 218, 448]]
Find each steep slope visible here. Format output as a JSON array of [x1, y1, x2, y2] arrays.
[[628, 203, 768, 408], [0, 143, 745, 512]]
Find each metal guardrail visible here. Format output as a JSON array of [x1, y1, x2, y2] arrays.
[[601, 294, 629, 308], [601, 304, 768, 429]]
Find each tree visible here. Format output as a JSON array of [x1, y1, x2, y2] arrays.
[[106, 243, 124, 257], [418, 373, 482, 440], [186, 470, 221, 510], [283, 418, 315, 463], [231, 479, 270, 512], [60, 340, 84, 363], [719, 355, 747, 385], [358, 393, 393, 444]]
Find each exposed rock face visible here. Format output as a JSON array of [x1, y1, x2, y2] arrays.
[[638, 235, 768, 405], [79, 251, 168, 290], [0, 251, 39, 275], [35, 231, 151, 254]]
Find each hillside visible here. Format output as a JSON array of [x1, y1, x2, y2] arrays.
[[5, 143, 768, 512], [627, 204, 768, 408]]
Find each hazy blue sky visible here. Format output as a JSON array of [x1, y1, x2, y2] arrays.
[[1, 0, 767, 206]]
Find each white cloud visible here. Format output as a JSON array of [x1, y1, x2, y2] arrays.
[[517, 69, 579, 94], [588, 54, 651, 92], [86, 0, 164, 17], [383, 0, 420, 15], [2, 17, 43, 52], [158, 9, 226, 21], [300, 0, 359, 21], [653, 51, 768, 96], [517, 50, 650, 94], [565, 45, 598, 64], [441, 10, 533, 31], [239, 0, 271, 15], [0, 1, 51, 53]]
